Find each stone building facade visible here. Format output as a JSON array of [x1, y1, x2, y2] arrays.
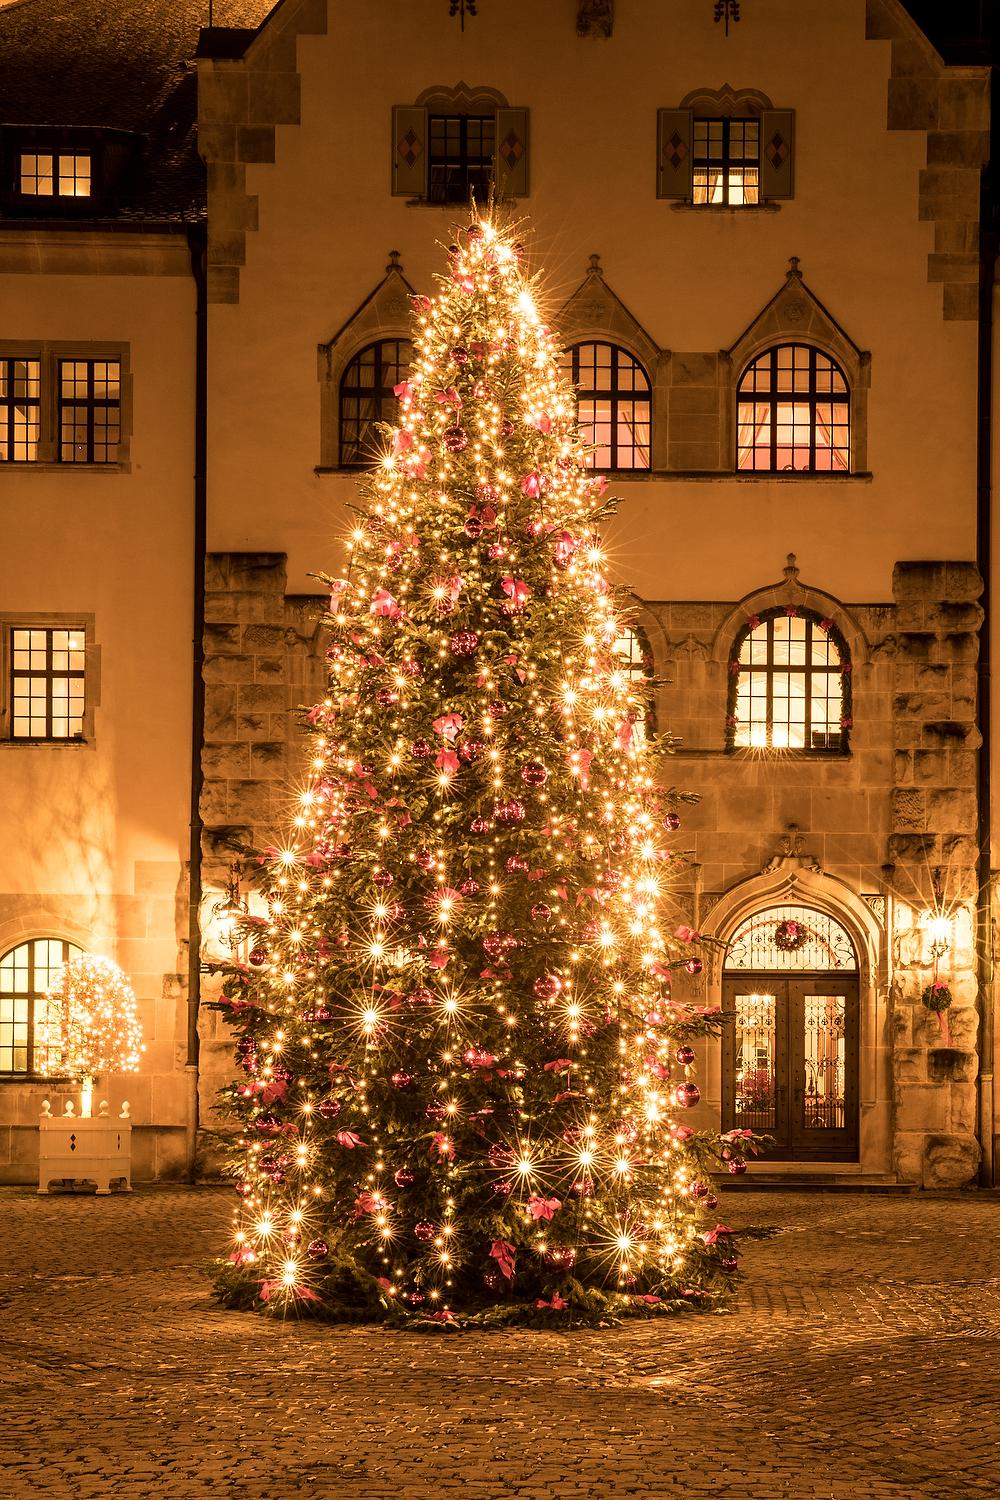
[[1, 0, 997, 1188]]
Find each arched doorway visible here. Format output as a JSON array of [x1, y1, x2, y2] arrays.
[[722, 904, 860, 1161]]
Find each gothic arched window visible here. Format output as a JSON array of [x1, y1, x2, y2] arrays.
[[737, 344, 849, 473], [562, 342, 652, 472], [338, 339, 412, 467], [0, 937, 83, 1074], [727, 608, 850, 751]]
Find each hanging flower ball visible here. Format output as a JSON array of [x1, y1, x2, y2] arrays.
[[450, 630, 479, 657], [306, 1239, 329, 1260], [521, 761, 549, 787], [675, 1082, 701, 1109], [443, 425, 469, 453]]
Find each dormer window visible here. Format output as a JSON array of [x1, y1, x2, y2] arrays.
[[20, 151, 92, 199]]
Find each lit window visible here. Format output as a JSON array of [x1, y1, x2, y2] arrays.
[[0, 939, 83, 1075], [728, 609, 849, 752], [0, 358, 41, 462], [692, 118, 759, 205], [612, 626, 654, 742], [562, 342, 651, 472], [20, 152, 91, 198], [339, 340, 411, 467], [428, 115, 495, 205], [58, 359, 121, 463], [737, 345, 849, 473], [10, 627, 87, 740]]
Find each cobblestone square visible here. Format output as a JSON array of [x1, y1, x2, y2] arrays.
[[1, 1187, 997, 1499]]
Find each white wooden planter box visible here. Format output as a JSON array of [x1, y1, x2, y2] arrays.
[[38, 1102, 132, 1195]]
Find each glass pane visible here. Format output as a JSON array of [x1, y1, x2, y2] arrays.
[[802, 993, 847, 1130], [20, 153, 54, 195], [733, 991, 776, 1130], [725, 907, 858, 972]]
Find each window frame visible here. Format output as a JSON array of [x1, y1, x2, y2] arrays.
[[0, 343, 130, 469], [612, 623, 657, 740], [338, 338, 413, 469], [18, 149, 93, 201], [57, 357, 122, 465], [692, 116, 760, 207], [0, 937, 83, 1078], [427, 113, 496, 206], [726, 607, 851, 755], [736, 344, 851, 475], [0, 615, 99, 747], [562, 340, 653, 474], [0, 355, 42, 463]]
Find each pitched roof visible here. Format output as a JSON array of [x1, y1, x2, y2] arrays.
[[0, 0, 275, 224]]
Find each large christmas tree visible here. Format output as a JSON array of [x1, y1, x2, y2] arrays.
[[212, 214, 761, 1326]]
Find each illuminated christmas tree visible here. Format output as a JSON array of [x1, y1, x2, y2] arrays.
[[46, 954, 144, 1117], [212, 214, 761, 1325]]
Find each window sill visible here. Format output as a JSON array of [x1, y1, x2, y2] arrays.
[[0, 737, 91, 749], [0, 461, 129, 474], [671, 747, 851, 761], [403, 198, 527, 209], [669, 201, 781, 214], [601, 470, 873, 482]]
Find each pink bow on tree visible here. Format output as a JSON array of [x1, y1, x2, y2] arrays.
[[433, 712, 464, 741], [528, 1195, 562, 1221], [490, 1239, 516, 1280], [501, 577, 531, 612]]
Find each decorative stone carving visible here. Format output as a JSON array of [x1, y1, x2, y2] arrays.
[[576, 1, 614, 38], [761, 829, 822, 875]]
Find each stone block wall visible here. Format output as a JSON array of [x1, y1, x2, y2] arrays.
[[199, 552, 327, 1120], [888, 561, 983, 1187]]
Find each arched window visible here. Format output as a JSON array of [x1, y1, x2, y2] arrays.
[[562, 342, 651, 472], [0, 937, 83, 1075], [339, 339, 412, 467], [611, 624, 655, 741], [737, 344, 849, 472], [727, 608, 850, 751]]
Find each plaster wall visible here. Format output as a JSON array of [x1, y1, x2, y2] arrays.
[[205, 0, 979, 601], [0, 251, 196, 1180]]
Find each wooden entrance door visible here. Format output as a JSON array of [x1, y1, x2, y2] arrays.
[[722, 976, 860, 1161]]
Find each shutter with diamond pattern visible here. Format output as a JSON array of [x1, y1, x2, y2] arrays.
[[656, 109, 693, 200], [494, 108, 529, 198], [392, 105, 427, 197], [760, 110, 794, 199]]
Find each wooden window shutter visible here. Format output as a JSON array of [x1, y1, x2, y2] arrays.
[[495, 107, 529, 198], [392, 105, 427, 197], [760, 109, 794, 199], [657, 109, 693, 199]]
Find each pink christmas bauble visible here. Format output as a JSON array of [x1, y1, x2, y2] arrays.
[[413, 1221, 435, 1241], [675, 1082, 701, 1109], [415, 848, 434, 869], [306, 1239, 329, 1260], [458, 740, 483, 763], [464, 516, 483, 539], [391, 1071, 414, 1088], [408, 987, 434, 1007], [685, 958, 703, 977], [394, 1168, 415, 1187], [521, 761, 548, 787], [533, 974, 561, 1001], [248, 946, 268, 967], [450, 630, 479, 657], [459, 877, 480, 896], [470, 816, 492, 833], [676, 1045, 696, 1066], [372, 870, 394, 888], [451, 346, 469, 365], [728, 1159, 748, 1176], [411, 739, 432, 758], [443, 425, 468, 453], [494, 799, 525, 824], [317, 1097, 342, 1119], [530, 903, 552, 921], [664, 812, 681, 831]]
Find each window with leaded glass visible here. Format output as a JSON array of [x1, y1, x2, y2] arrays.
[[19, 152, 92, 198], [692, 118, 760, 205], [10, 626, 86, 740], [561, 342, 651, 472], [428, 114, 495, 204], [0, 938, 82, 1075], [727, 609, 850, 752], [737, 345, 850, 472], [611, 625, 655, 742], [0, 357, 41, 462], [58, 359, 121, 463], [339, 340, 412, 467]]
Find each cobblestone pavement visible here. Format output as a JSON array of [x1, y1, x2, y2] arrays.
[[1, 1187, 998, 1500]]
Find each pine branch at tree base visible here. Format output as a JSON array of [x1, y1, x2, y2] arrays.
[[208, 212, 768, 1328]]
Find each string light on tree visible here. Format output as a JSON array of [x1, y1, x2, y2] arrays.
[[45, 954, 144, 1118], [211, 211, 766, 1327]]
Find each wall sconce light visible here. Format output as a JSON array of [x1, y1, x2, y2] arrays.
[[211, 860, 249, 955]]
